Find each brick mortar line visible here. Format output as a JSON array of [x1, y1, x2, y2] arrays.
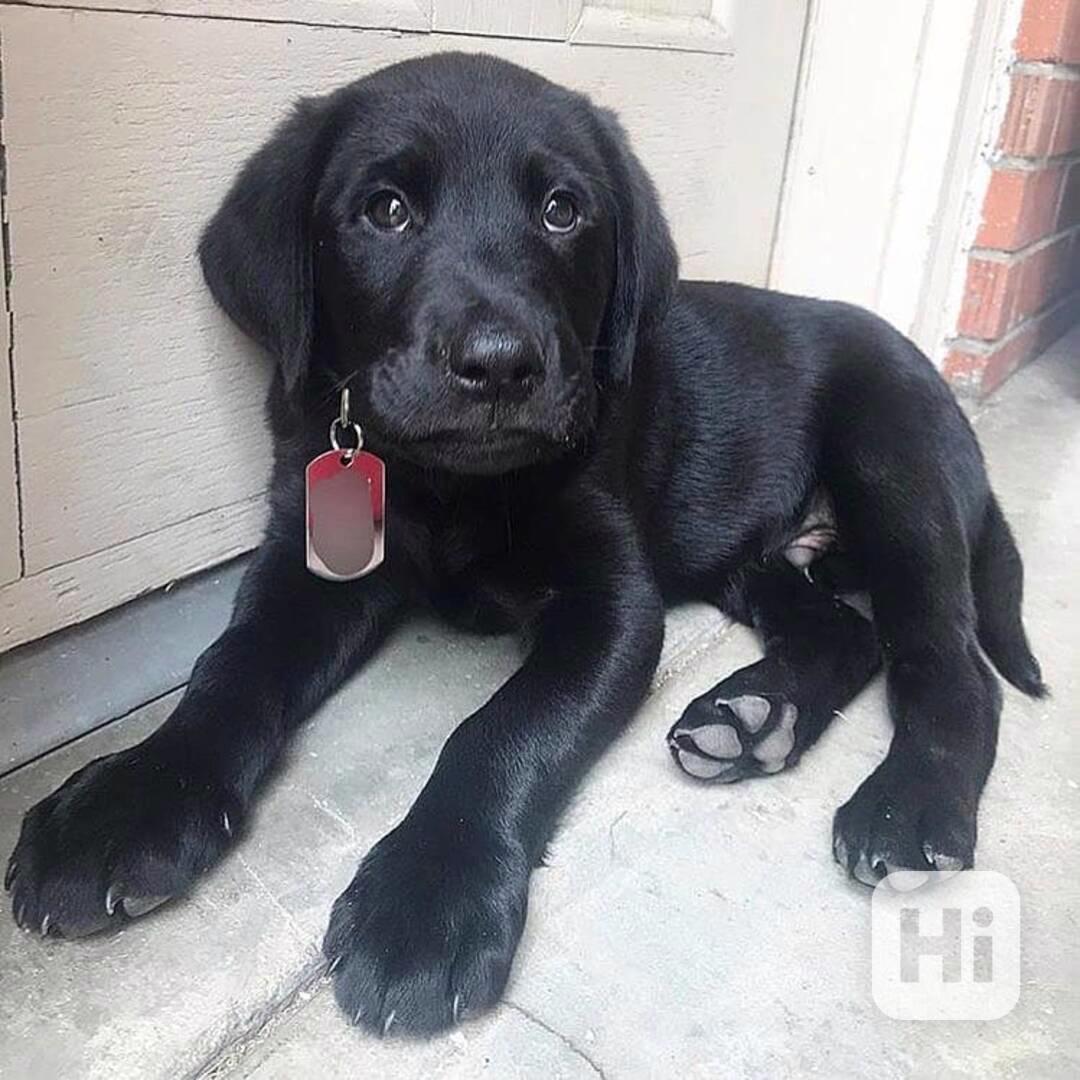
[[1011, 59, 1080, 80], [968, 221, 1080, 263], [947, 287, 1080, 354], [992, 149, 1080, 170]]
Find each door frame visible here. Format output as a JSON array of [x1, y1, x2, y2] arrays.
[[769, 0, 1024, 363]]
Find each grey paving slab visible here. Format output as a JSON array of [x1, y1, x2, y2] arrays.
[[0, 558, 248, 773], [0, 598, 731, 1080]]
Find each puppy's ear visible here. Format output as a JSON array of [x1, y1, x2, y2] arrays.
[[198, 95, 335, 396], [593, 108, 679, 386]]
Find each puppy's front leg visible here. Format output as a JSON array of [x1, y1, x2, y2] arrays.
[[325, 496, 663, 1036], [7, 541, 402, 938]]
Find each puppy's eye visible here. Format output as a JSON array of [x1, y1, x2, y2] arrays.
[[542, 191, 578, 234], [365, 190, 411, 232]]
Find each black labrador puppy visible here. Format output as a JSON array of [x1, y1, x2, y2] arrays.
[[7, 54, 1044, 1035]]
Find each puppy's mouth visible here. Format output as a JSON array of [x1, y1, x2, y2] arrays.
[[399, 426, 570, 475]]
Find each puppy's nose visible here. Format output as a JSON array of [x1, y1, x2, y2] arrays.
[[446, 323, 544, 401]]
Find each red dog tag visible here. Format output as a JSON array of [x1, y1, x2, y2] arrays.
[[306, 449, 386, 580]]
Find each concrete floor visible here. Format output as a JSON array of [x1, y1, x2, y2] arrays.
[[1, 328, 1078, 1079]]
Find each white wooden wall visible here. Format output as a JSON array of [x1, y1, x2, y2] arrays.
[[0, 0, 807, 652], [0, 287, 18, 588]]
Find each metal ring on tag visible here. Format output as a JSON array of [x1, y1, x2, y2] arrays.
[[330, 418, 364, 461]]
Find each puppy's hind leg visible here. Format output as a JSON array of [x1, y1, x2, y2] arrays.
[[830, 487, 1004, 883], [668, 562, 880, 782], [824, 371, 1043, 883]]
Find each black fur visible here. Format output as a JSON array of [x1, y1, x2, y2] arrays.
[[7, 54, 1043, 1037]]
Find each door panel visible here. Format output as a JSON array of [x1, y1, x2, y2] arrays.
[[0, 0, 805, 649], [569, 0, 732, 53], [770, 2, 931, 316]]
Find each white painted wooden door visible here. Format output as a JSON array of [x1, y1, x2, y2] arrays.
[[0, 0, 807, 652]]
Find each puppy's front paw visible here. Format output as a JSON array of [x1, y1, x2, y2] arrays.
[[323, 819, 529, 1036], [832, 757, 976, 886], [7, 742, 239, 938]]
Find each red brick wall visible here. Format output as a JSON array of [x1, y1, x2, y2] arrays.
[[944, 0, 1080, 396]]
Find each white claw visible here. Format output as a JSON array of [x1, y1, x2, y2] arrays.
[[40, 913, 50, 936], [452, 992, 463, 1023], [327, 954, 343, 975], [222, 811, 232, 837], [833, 834, 849, 869], [105, 885, 119, 916], [923, 843, 964, 873], [852, 854, 881, 888], [353, 1006, 364, 1026], [382, 1010, 396, 1036]]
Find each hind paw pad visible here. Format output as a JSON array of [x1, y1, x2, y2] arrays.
[[668, 694, 799, 783]]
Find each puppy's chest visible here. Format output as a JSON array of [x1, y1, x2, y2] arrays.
[[427, 506, 517, 579], [419, 502, 550, 634]]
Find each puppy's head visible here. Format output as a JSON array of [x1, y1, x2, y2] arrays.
[[200, 53, 677, 475]]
